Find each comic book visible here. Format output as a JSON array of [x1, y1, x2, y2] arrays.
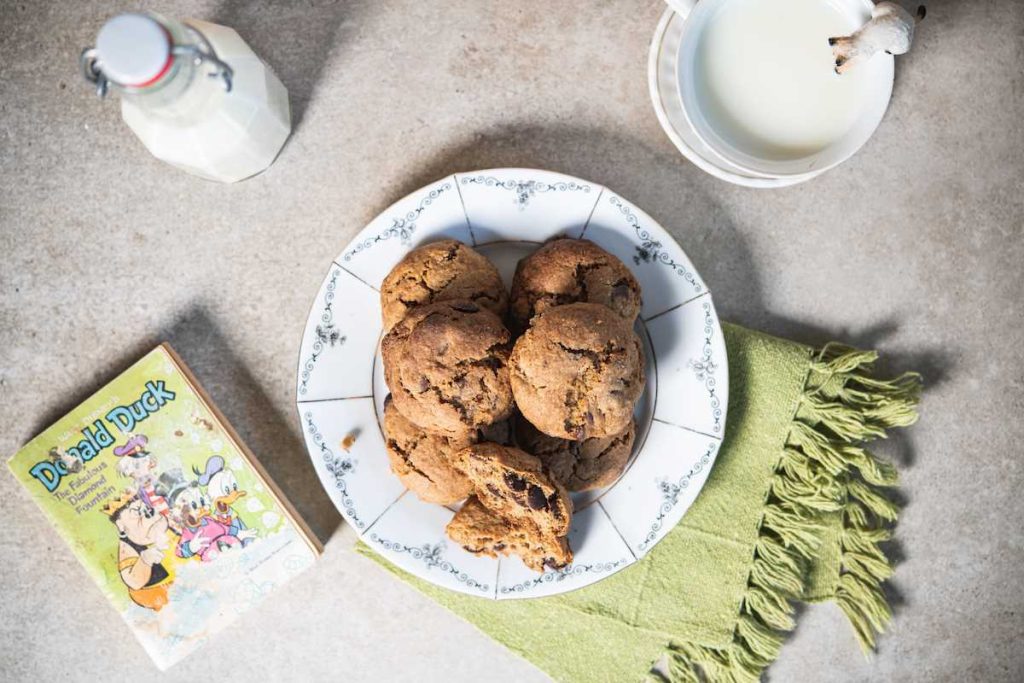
[[7, 344, 321, 669]]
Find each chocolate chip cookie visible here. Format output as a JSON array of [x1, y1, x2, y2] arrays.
[[509, 302, 644, 440], [382, 299, 514, 435], [510, 238, 642, 330], [455, 442, 572, 537], [383, 396, 476, 505], [446, 496, 573, 572], [517, 415, 636, 491], [380, 239, 508, 331]]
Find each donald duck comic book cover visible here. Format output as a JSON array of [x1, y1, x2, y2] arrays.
[[6, 344, 322, 669]]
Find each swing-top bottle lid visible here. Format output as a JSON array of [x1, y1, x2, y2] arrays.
[[95, 13, 173, 87]]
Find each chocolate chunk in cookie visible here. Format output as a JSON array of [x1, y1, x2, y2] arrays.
[[380, 239, 508, 331], [383, 396, 475, 505], [446, 496, 573, 572], [477, 413, 515, 446], [455, 442, 572, 537], [510, 238, 641, 330], [509, 302, 644, 440], [517, 415, 636, 491], [382, 299, 514, 435]]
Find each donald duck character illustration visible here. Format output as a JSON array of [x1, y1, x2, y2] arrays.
[[170, 482, 238, 562], [195, 455, 258, 547], [103, 490, 175, 611]]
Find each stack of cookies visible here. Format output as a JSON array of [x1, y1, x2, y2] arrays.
[[379, 237, 645, 573]]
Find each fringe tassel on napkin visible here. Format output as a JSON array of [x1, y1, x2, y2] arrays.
[[659, 343, 921, 682]]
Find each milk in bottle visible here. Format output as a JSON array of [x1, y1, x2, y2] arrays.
[[82, 13, 291, 183]]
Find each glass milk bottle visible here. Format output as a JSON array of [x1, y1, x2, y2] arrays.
[[81, 13, 291, 183]]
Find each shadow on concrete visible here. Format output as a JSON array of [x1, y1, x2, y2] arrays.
[[213, 0, 358, 135]]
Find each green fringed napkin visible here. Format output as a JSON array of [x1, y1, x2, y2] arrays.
[[357, 323, 921, 681]]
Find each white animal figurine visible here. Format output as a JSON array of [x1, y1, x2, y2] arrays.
[[829, 2, 926, 74]]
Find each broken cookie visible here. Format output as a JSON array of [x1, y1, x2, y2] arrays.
[[455, 442, 572, 537], [446, 496, 573, 572]]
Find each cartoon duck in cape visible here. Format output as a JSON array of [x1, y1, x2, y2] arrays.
[[195, 456, 258, 547], [114, 434, 171, 521]]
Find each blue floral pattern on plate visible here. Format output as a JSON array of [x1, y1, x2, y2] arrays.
[[499, 559, 629, 595], [609, 195, 702, 296], [303, 410, 362, 529], [688, 300, 722, 433], [342, 182, 454, 261], [637, 441, 717, 553], [369, 534, 490, 593], [460, 175, 592, 210], [299, 268, 346, 397]]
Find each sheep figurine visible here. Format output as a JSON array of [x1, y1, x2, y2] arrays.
[[829, 2, 926, 74]]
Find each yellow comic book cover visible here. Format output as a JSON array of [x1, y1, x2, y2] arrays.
[[7, 344, 321, 670]]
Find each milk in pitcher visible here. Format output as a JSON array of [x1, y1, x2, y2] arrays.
[[694, 0, 871, 160]]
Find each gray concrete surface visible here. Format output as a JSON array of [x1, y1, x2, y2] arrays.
[[1, 0, 1021, 681]]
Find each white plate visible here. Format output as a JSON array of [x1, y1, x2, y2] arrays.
[[296, 169, 729, 598], [648, 6, 820, 188]]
